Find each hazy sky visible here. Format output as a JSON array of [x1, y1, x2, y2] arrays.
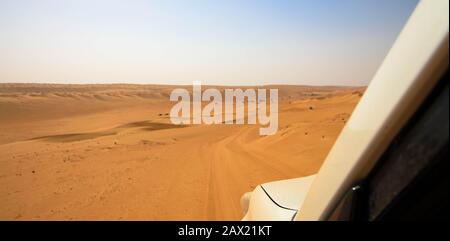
[[0, 0, 418, 86]]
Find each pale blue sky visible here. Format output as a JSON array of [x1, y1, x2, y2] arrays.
[[0, 0, 418, 86]]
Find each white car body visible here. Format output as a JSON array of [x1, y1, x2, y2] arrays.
[[241, 0, 449, 221]]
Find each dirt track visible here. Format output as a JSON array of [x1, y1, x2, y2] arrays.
[[0, 84, 362, 220]]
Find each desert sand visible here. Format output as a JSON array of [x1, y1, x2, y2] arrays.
[[0, 83, 364, 220]]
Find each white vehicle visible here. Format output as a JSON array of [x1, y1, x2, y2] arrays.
[[241, 0, 449, 221]]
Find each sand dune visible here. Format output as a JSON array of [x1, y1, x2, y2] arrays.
[[0, 83, 364, 220]]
